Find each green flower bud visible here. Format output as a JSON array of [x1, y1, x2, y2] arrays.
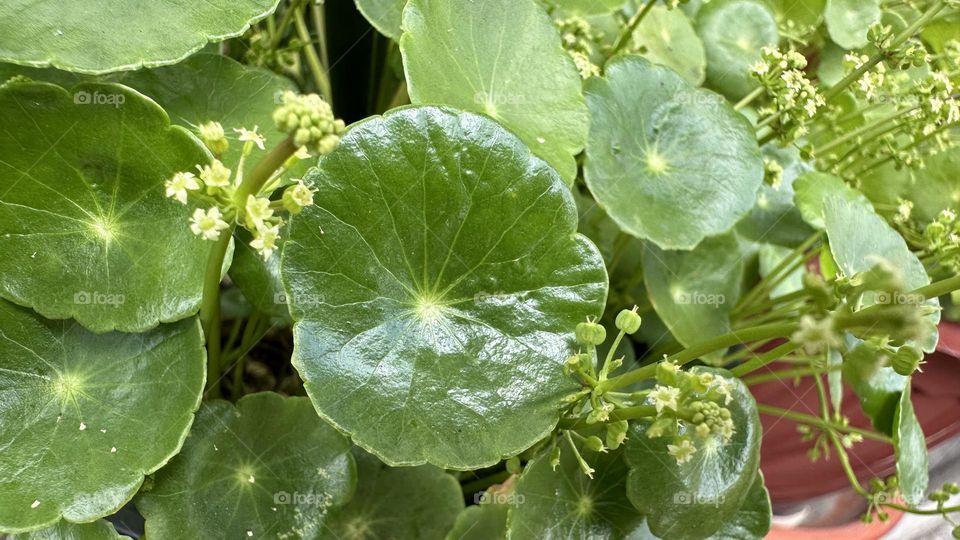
[[584, 436, 606, 453], [891, 346, 924, 376], [575, 320, 606, 346], [506, 456, 522, 475], [196, 121, 229, 155], [282, 181, 315, 215], [550, 445, 562, 471], [606, 420, 629, 450], [944, 482, 960, 495], [953, 525, 960, 540], [615, 307, 642, 334]]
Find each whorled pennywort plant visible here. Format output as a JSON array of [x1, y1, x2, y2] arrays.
[[1, 0, 960, 538]]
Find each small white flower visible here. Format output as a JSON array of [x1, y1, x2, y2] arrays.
[[667, 438, 697, 465], [190, 207, 230, 241], [246, 195, 274, 228], [234, 126, 266, 150], [650, 385, 680, 413], [198, 160, 231, 188], [165, 172, 200, 204], [250, 222, 281, 260], [288, 181, 314, 208], [198, 121, 225, 141]]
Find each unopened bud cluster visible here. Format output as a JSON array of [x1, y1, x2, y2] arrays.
[[162, 92, 343, 260], [272, 91, 345, 154], [751, 46, 825, 140]]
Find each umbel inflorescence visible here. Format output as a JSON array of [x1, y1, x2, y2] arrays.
[[163, 91, 344, 260]]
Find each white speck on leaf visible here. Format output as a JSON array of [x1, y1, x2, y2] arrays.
[[31, 500, 40, 508], [79, 422, 86, 431]]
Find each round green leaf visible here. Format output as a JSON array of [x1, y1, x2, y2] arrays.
[[696, 0, 779, 99], [0, 54, 302, 177], [0, 300, 204, 533], [9, 520, 128, 540], [282, 106, 607, 469], [0, 81, 212, 333], [824, 0, 882, 49], [326, 449, 464, 539], [355, 0, 406, 40], [894, 383, 928, 506], [137, 393, 355, 539], [0, 0, 279, 74], [545, 0, 627, 15], [624, 367, 762, 540], [860, 148, 960, 224], [400, 0, 589, 184], [735, 146, 815, 248], [584, 55, 763, 250], [823, 197, 939, 351], [112, 53, 302, 176], [230, 228, 291, 321], [446, 495, 510, 540], [712, 473, 772, 539], [642, 233, 745, 348], [508, 448, 645, 539], [842, 342, 907, 435], [793, 172, 873, 229], [769, 0, 826, 30], [632, 6, 707, 86]]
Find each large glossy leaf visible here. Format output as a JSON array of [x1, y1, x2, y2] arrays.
[[0, 300, 204, 533], [823, 197, 939, 352], [642, 233, 745, 348], [400, 0, 589, 184], [113, 54, 300, 175], [824, 0, 882, 49], [545, 0, 627, 15], [794, 172, 873, 229], [229, 228, 291, 321], [769, 0, 826, 30], [0, 0, 279, 74], [632, 6, 707, 86], [9, 520, 128, 540], [282, 106, 607, 469], [894, 383, 928, 505], [860, 148, 960, 224], [445, 485, 512, 540], [710, 473, 772, 539], [624, 367, 762, 540], [735, 146, 815, 248], [325, 449, 464, 539], [696, 0, 779, 99], [355, 0, 406, 40], [584, 55, 763, 250], [0, 81, 212, 333], [0, 54, 300, 177], [137, 393, 355, 539], [507, 448, 645, 539]]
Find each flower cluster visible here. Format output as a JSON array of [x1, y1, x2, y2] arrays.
[[554, 16, 603, 79], [272, 91, 345, 154], [163, 92, 343, 260], [644, 362, 737, 465], [752, 46, 825, 139]]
